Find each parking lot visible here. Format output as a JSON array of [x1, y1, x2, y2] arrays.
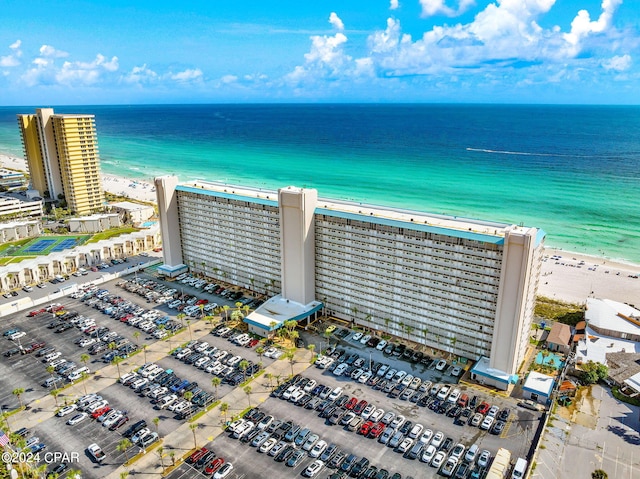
[[1, 269, 541, 479], [161, 329, 540, 479]]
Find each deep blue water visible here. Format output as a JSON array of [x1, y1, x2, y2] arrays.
[[0, 104, 639, 263]]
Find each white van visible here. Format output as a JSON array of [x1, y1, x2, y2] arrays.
[[68, 367, 90, 381], [512, 458, 528, 479]]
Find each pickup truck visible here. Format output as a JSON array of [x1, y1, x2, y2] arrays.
[[87, 443, 106, 463]]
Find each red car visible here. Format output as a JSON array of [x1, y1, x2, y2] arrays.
[[345, 397, 358, 410], [22, 341, 46, 354], [476, 402, 491, 415], [368, 422, 386, 438], [358, 420, 374, 436], [186, 447, 208, 465], [204, 457, 224, 475], [353, 400, 368, 415], [91, 406, 111, 419], [196, 299, 208, 305], [27, 309, 46, 317], [247, 339, 260, 348]]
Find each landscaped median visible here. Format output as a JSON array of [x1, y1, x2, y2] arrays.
[[124, 438, 163, 467]]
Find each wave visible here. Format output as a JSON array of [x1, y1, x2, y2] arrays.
[[466, 147, 589, 158]]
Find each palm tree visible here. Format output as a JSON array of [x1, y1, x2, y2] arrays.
[[117, 438, 133, 463], [242, 305, 250, 318], [364, 313, 373, 332], [80, 353, 90, 368], [239, 360, 249, 382], [307, 344, 316, 357], [169, 451, 176, 467], [384, 317, 391, 331], [255, 346, 265, 362], [79, 371, 89, 395], [50, 389, 60, 407], [222, 305, 230, 321], [284, 349, 296, 376], [12, 388, 24, 409], [220, 403, 229, 424], [120, 471, 129, 479], [189, 423, 198, 448], [422, 327, 429, 345], [350, 306, 359, 325], [142, 344, 148, 363], [112, 356, 124, 379], [449, 336, 457, 359], [406, 324, 414, 340], [133, 331, 140, 347], [265, 372, 274, 390], [211, 377, 221, 401], [152, 416, 160, 434], [67, 470, 82, 479], [186, 319, 192, 341], [243, 386, 252, 407], [199, 303, 205, 319], [157, 446, 166, 474], [184, 391, 193, 403], [177, 312, 186, 328]]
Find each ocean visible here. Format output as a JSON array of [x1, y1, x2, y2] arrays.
[[0, 104, 639, 264]]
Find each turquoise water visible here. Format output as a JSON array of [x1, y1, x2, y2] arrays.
[[1, 104, 639, 264], [535, 351, 565, 369]]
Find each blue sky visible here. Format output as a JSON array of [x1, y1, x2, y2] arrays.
[[0, 0, 638, 104]]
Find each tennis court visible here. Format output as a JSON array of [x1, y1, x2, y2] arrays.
[[10, 235, 90, 256]]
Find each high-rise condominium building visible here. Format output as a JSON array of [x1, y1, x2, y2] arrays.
[[155, 177, 545, 387], [17, 108, 105, 215]]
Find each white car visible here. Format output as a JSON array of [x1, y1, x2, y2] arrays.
[[66, 412, 88, 425], [132, 427, 151, 444], [435, 359, 448, 371], [56, 404, 78, 417], [376, 340, 388, 351], [397, 437, 414, 453], [259, 437, 277, 454], [213, 463, 234, 479], [358, 371, 373, 384], [359, 334, 371, 344], [8, 331, 26, 341], [361, 404, 377, 420], [419, 428, 433, 444], [480, 415, 495, 430], [431, 431, 444, 449], [309, 439, 327, 458], [421, 444, 437, 463], [303, 460, 323, 478], [431, 451, 446, 468], [447, 388, 461, 403], [351, 332, 363, 342], [370, 408, 385, 423]]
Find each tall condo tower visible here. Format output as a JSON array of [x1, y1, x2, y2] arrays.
[[17, 108, 105, 215]]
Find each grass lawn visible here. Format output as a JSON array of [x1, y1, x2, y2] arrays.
[[87, 227, 138, 243]]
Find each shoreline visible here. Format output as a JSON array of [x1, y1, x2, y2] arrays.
[[1, 152, 638, 305]]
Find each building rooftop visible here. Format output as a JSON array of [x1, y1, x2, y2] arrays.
[[575, 326, 640, 365], [109, 201, 154, 211], [585, 298, 640, 336], [244, 294, 323, 331], [546, 322, 572, 347], [605, 351, 640, 390], [178, 180, 543, 245], [523, 371, 555, 396], [470, 356, 514, 385]]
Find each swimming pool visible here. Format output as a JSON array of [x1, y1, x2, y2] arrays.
[[535, 351, 564, 369]]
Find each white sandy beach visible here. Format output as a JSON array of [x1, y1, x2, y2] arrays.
[[0, 153, 157, 203], [1, 152, 639, 305]]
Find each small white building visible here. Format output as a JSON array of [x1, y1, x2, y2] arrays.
[[68, 213, 121, 233], [522, 371, 555, 405], [0, 220, 42, 242], [0, 194, 43, 220], [109, 201, 155, 225]]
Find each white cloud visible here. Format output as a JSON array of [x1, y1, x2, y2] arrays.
[[1, 39, 22, 67], [390, 0, 400, 10], [420, 0, 476, 18], [602, 54, 631, 71], [55, 54, 119, 85], [329, 12, 344, 31], [170, 68, 203, 82], [39, 44, 69, 58], [220, 74, 238, 84], [122, 64, 158, 84], [564, 0, 622, 49]]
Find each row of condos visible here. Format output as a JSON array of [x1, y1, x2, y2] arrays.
[[155, 176, 545, 380], [0, 227, 160, 292]]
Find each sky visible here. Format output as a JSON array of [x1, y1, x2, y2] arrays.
[[0, 0, 639, 105]]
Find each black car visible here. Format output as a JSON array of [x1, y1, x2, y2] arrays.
[[123, 420, 147, 438], [48, 463, 68, 477], [195, 450, 216, 469], [498, 408, 511, 422], [275, 444, 295, 463], [4, 348, 20, 357]]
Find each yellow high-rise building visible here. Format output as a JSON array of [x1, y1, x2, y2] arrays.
[[17, 108, 105, 215]]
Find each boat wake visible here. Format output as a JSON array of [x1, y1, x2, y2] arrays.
[[466, 148, 582, 158]]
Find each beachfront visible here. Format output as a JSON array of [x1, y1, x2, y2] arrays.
[[1, 152, 638, 306]]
